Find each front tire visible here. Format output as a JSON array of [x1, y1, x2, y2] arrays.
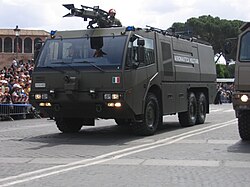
[[132, 93, 161, 136], [178, 92, 197, 127], [56, 118, 82, 133], [238, 111, 250, 140]]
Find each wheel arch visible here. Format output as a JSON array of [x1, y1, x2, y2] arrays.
[[147, 85, 163, 114]]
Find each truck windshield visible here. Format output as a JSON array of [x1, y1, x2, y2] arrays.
[[36, 36, 127, 70], [239, 31, 250, 62]]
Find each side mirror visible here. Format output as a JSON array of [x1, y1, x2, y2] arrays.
[[90, 37, 103, 49], [137, 38, 145, 64], [224, 41, 232, 55], [138, 46, 145, 64], [131, 46, 145, 69]]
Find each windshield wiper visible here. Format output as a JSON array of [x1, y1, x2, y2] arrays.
[[79, 61, 105, 72]]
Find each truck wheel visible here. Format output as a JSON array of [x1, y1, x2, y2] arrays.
[[56, 118, 82, 133], [196, 92, 207, 124], [178, 92, 197, 127], [115, 119, 131, 126], [238, 111, 250, 140], [132, 93, 160, 136]]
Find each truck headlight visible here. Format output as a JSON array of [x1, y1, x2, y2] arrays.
[[35, 94, 42, 100], [107, 102, 122, 108], [104, 94, 111, 100], [241, 95, 248, 102], [35, 93, 48, 100], [104, 93, 122, 100], [114, 102, 122, 107], [42, 94, 48, 100], [39, 102, 52, 107], [112, 94, 119, 100]]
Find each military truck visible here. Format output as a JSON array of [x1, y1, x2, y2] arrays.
[[29, 5, 217, 135], [231, 22, 250, 140]]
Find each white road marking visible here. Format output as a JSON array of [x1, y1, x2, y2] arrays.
[[0, 119, 237, 187]]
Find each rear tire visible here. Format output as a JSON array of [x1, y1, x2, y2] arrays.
[[56, 118, 82, 133], [238, 111, 250, 140], [196, 92, 207, 124], [178, 92, 197, 127], [132, 93, 161, 136]]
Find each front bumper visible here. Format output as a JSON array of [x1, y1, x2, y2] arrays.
[[29, 91, 135, 119]]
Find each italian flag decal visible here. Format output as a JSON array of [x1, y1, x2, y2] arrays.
[[112, 76, 120, 84]]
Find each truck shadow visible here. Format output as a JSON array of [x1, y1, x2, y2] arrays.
[[227, 140, 250, 153], [23, 120, 183, 149]]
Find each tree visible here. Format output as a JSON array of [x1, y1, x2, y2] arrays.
[[216, 64, 235, 78], [216, 64, 225, 78], [172, 16, 243, 60]]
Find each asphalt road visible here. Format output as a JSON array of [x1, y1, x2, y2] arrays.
[[0, 104, 249, 187]]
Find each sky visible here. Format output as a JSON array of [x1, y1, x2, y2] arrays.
[[0, 0, 249, 32]]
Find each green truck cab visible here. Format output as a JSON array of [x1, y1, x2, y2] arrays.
[[232, 22, 250, 140], [29, 24, 217, 135]]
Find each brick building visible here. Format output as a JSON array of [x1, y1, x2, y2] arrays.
[[0, 28, 49, 68]]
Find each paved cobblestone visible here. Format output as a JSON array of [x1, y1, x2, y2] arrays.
[[0, 105, 250, 187], [12, 165, 250, 187], [0, 163, 56, 179]]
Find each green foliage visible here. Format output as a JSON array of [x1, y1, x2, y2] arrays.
[[216, 64, 235, 78], [216, 64, 225, 78], [172, 15, 244, 60], [172, 22, 185, 31]]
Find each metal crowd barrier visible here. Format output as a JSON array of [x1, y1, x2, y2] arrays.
[[0, 103, 33, 121]]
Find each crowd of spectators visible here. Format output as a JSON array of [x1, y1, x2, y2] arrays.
[[0, 58, 34, 104], [214, 83, 234, 104]]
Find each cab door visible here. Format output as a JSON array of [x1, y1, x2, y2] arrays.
[[123, 34, 149, 115]]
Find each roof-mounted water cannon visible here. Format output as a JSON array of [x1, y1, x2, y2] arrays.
[[63, 4, 117, 29]]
